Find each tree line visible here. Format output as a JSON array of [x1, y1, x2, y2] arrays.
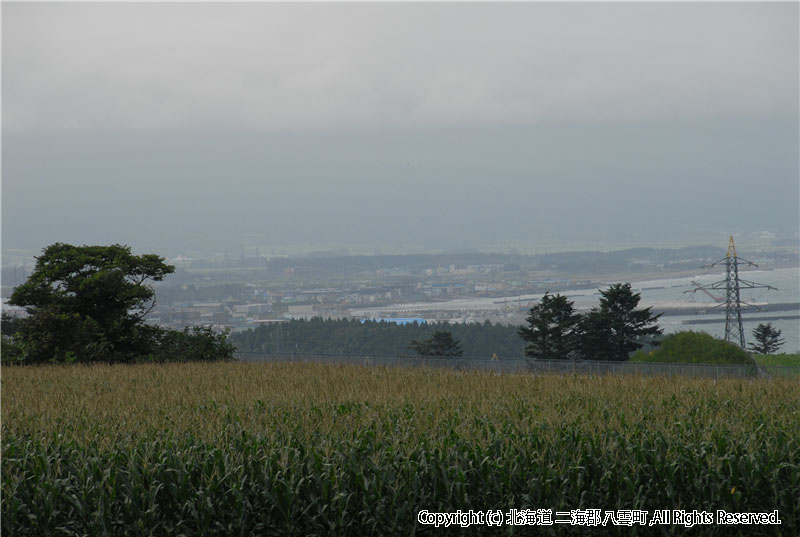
[[231, 284, 664, 361], [230, 317, 524, 358]]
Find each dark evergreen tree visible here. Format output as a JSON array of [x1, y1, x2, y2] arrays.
[[408, 331, 463, 357], [748, 323, 784, 354], [518, 293, 580, 360], [578, 283, 662, 361], [575, 308, 612, 361]]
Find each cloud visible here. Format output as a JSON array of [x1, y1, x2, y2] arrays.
[[3, 3, 797, 256], [4, 3, 797, 133]]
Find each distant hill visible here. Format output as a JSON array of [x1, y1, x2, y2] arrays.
[[219, 246, 737, 275]]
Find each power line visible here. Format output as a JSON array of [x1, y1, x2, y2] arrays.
[[685, 236, 777, 350]]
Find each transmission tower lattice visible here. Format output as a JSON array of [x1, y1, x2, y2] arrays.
[[686, 236, 777, 350]]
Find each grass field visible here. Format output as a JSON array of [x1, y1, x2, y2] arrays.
[[754, 354, 800, 367], [3, 362, 799, 536]]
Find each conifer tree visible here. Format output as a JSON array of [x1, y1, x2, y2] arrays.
[[578, 283, 662, 361], [748, 323, 784, 354], [409, 331, 463, 357], [518, 293, 580, 360]]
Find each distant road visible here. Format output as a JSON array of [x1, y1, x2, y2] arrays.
[[683, 314, 800, 325], [655, 302, 800, 317]]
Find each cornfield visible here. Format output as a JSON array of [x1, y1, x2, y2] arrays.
[[3, 362, 798, 536]]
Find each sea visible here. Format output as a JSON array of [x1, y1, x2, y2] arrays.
[[625, 267, 800, 354], [357, 267, 800, 353]]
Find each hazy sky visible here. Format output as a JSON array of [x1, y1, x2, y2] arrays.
[[3, 3, 798, 258]]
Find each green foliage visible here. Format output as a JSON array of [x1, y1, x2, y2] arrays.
[[631, 331, 755, 365], [10, 243, 173, 319], [754, 353, 800, 367], [6, 243, 235, 364], [1, 313, 23, 337], [1, 336, 24, 365], [8, 243, 175, 363], [516, 283, 662, 363], [749, 323, 785, 355], [3, 363, 799, 536], [148, 326, 235, 363], [409, 330, 463, 357], [231, 317, 524, 358], [1, 314, 24, 364], [578, 283, 662, 361], [518, 292, 580, 360]]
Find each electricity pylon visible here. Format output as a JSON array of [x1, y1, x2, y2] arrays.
[[687, 236, 777, 350]]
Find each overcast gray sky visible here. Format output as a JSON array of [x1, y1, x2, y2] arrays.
[[3, 2, 798, 258]]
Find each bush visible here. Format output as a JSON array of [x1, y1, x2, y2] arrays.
[[630, 331, 755, 365], [1, 336, 24, 365], [2, 322, 235, 365], [147, 326, 235, 363]]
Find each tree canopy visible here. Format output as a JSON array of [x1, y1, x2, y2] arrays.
[[5, 243, 233, 364], [577, 283, 662, 361], [8, 244, 174, 363], [518, 293, 580, 360], [409, 331, 463, 357], [11, 243, 173, 318], [749, 323, 784, 355]]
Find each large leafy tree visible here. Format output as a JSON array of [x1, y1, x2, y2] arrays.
[[409, 331, 463, 357], [748, 323, 784, 355], [578, 283, 662, 361], [8, 243, 174, 363], [518, 293, 580, 360]]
